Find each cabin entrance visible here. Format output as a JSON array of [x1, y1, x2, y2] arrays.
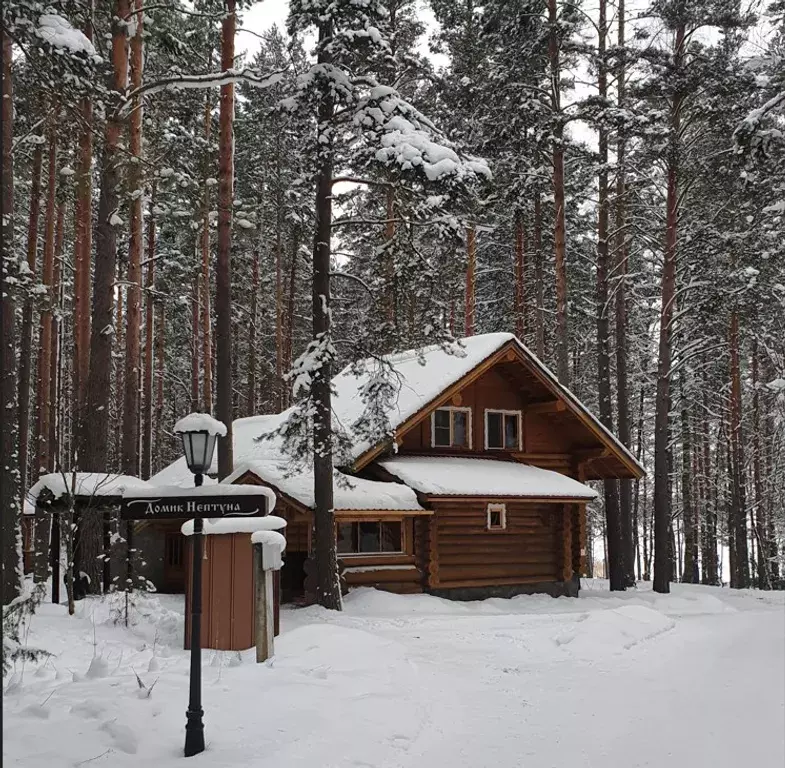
[[280, 551, 307, 604]]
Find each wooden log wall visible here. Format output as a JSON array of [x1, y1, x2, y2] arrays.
[[427, 500, 563, 589]]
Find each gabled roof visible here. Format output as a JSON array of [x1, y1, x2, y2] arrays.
[[151, 333, 643, 492], [339, 333, 643, 479]]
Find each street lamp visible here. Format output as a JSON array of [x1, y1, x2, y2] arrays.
[[179, 429, 218, 487], [174, 414, 223, 758]]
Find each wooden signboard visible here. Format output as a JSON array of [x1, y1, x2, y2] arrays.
[[120, 493, 269, 521]]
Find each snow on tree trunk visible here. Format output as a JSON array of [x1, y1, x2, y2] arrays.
[[653, 22, 684, 595], [1, 28, 22, 604], [36, 108, 60, 478], [18, 141, 43, 520], [311, 17, 342, 612], [84, 0, 129, 475]]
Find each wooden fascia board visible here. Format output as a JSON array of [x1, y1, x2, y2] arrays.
[[351, 344, 515, 472], [335, 509, 433, 520]]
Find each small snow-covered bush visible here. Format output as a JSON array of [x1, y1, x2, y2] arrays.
[[2, 581, 50, 677]]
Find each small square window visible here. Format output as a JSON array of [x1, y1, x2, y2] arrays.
[[432, 408, 472, 449], [487, 412, 503, 448], [487, 503, 507, 531], [433, 409, 452, 447], [485, 411, 520, 450]]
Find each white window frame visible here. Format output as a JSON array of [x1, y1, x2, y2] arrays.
[[484, 409, 522, 451], [431, 406, 473, 449], [486, 503, 507, 531]]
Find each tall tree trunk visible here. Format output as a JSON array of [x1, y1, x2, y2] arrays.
[[49, 202, 65, 470], [141, 188, 156, 479], [653, 23, 685, 595], [36, 109, 60, 477], [595, 0, 624, 591], [762, 358, 779, 583], [18, 141, 43, 508], [154, 300, 166, 471], [680, 377, 698, 582], [84, 0, 128, 473], [633, 385, 645, 579], [201, 92, 213, 414], [191, 274, 200, 411], [702, 390, 719, 584], [73, 6, 95, 464], [549, 0, 569, 384], [118, 1, 143, 595], [465, 225, 476, 336], [1, 29, 22, 603], [614, 0, 635, 586], [514, 208, 526, 339], [114, 274, 124, 466], [383, 185, 396, 328], [276, 177, 286, 408], [283, 227, 299, 407], [249, 249, 259, 415], [728, 310, 749, 588], [533, 190, 545, 358], [311, 18, 342, 611], [216, 0, 236, 478], [122, 1, 144, 478], [751, 341, 768, 587]]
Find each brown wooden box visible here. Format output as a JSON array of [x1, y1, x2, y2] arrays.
[[184, 532, 280, 651]]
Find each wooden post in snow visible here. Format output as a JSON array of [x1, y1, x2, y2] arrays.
[[252, 530, 286, 663]]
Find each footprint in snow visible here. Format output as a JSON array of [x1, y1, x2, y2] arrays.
[[71, 700, 105, 719], [100, 720, 139, 754]]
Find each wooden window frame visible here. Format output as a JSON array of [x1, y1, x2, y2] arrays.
[[484, 409, 522, 451], [336, 520, 406, 557], [486, 502, 507, 532], [431, 406, 473, 449]]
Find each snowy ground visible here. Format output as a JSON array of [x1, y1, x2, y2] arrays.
[[4, 581, 784, 768]]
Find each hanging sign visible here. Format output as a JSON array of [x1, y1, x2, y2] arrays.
[[120, 494, 269, 521]]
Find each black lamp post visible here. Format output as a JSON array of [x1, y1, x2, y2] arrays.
[[176, 426, 218, 758]]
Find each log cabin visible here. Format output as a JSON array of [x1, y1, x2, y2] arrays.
[[149, 332, 644, 601]]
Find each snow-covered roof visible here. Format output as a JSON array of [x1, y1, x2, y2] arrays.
[[330, 334, 514, 462], [151, 332, 641, 496], [378, 456, 598, 500], [225, 461, 426, 513], [28, 473, 153, 504]]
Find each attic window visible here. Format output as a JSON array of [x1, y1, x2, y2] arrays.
[[485, 410, 521, 450], [486, 503, 507, 531], [431, 407, 472, 449]]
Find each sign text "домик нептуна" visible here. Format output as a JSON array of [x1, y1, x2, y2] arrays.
[[120, 495, 269, 521]]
